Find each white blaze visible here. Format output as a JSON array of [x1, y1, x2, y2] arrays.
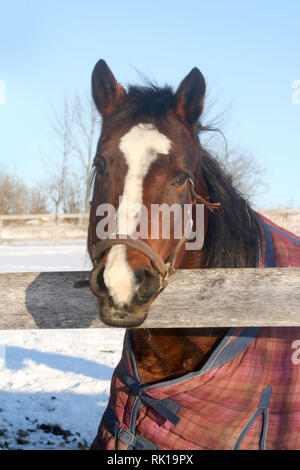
[[103, 123, 171, 306]]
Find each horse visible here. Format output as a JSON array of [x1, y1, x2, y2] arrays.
[[87, 60, 300, 450]]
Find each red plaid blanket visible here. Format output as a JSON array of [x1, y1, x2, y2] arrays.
[[258, 213, 300, 267], [91, 214, 300, 450]]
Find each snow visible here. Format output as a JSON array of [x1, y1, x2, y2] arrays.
[[0, 241, 125, 450], [0, 241, 92, 273]]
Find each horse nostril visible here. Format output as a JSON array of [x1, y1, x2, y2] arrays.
[[135, 270, 145, 284], [136, 268, 160, 303], [97, 267, 108, 293]]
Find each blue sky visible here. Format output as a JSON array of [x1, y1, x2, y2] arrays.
[[0, 0, 299, 208]]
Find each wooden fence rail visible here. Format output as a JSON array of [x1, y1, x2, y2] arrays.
[[0, 268, 299, 329]]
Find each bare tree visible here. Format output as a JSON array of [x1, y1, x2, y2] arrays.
[[62, 171, 85, 213], [216, 146, 267, 202], [200, 93, 267, 204], [0, 171, 49, 215], [71, 93, 98, 212], [0, 171, 30, 214], [43, 92, 97, 216], [28, 184, 49, 214], [43, 96, 76, 219], [203, 138, 267, 203]]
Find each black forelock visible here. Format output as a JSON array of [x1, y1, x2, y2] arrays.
[[118, 82, 176, 124]]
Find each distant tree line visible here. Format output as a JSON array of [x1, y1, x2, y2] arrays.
[[0, 171, 48, 215]]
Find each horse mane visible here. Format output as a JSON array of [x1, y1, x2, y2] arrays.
[[198, 146, 261, 268]]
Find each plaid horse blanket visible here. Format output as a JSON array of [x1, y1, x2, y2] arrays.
[[91, 214, 300, 450]]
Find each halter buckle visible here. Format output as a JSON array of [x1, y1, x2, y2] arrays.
[[158, 261, 174, 290]]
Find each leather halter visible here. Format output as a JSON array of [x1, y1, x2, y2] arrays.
[[89, 178, 220, 297]]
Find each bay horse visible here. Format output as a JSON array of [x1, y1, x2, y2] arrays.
[[87, 60, 300, 450]]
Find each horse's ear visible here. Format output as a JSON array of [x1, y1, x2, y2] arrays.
[[174, 68, 206, 127], [91, 59, 126, 116]]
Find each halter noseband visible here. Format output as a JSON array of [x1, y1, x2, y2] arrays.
[[89, 179, 220, 298]]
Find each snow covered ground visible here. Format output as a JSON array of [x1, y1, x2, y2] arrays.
[[0, 241, 92, 273], [0, 241, 125, 450]]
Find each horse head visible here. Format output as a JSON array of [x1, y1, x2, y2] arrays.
[[88, 59, 214, 327]]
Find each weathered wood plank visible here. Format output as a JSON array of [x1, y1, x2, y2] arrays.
[[0, 269, 299, 329]]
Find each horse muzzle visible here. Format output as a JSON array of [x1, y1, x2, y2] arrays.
[[97, 295, 149, 328], [89, 236, 178, 327]]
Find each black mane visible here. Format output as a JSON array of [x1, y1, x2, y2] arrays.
[[120, 83, 176, 124], [199, 147, 261, 268]]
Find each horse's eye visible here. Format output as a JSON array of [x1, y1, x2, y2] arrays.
[[94, 157, 106, 175], [172, 173, 189, 187]]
